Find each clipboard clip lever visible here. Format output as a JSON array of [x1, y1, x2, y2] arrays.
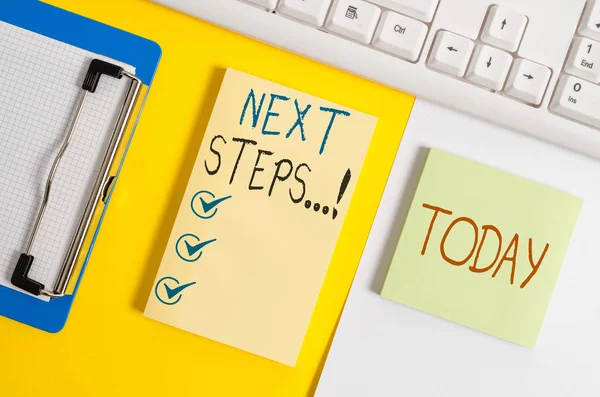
[[11, 59, 142, 298]]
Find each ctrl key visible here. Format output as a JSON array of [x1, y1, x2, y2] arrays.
[[550, 75, 600, 129]]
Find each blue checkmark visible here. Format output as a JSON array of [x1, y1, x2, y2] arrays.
[[155, 276, 196, 305], [176, 233, 216, 262], [184, 239, 214, 256], [191, 190, 232, 219], [164, 282, 196, 299]]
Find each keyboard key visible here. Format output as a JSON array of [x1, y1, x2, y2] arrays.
[[325, 0, 381, 44], [565, 36, 600, 83], [481, 5, 527, 52], [504, 58, 551, 105], [368, 0, 439, 22], [578, 0, 600, 42], [466, 44, 512, 91], [550, 75, 600, 129], [427, 31, 474, 77], [372, 11, 428, 61], [278, 0, 332, 27], [246, 0, 279, 10]]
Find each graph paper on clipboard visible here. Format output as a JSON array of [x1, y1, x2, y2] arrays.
[[0, 0, 161, 332]]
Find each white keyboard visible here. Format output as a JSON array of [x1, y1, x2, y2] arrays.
[[153, 0, 600, 159]]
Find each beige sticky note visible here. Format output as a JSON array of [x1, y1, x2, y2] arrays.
[[144, 69, 377, 366], [382, 148, 582, 347]]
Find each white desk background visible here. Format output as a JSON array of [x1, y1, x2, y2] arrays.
[[315, 99, 600, 397]]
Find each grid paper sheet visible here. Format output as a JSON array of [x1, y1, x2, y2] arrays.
[[0, 21, 135, 301]]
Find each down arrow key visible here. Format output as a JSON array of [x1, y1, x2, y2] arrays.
[[465, 44, 512, 91]]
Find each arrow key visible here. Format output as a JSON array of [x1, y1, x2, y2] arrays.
[[481, 5, 527, 52], [504, 58, 551, 105], [427, 30, 474, 77], [579, 0, 600, 42], [466, 44, 512, 91]]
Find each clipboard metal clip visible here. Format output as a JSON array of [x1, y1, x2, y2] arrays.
[[11, 59, 142, 298]]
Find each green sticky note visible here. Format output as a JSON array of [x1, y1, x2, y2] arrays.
[[381, 148, 582, 347]]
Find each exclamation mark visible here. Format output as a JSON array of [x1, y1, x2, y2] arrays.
[[332, 169, 351, 220]]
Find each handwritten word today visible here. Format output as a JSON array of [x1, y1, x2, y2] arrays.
[[420, 203, 550, 289], [239, 89, 350, 155]]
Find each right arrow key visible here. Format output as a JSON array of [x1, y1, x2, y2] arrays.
[[579, 0, 600, 42], [504, 58, 552, 105]]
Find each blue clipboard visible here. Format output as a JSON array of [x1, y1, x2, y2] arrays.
[[0, 0, 161, 332]]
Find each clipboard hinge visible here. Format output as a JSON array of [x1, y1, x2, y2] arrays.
[[83, 59, 123, 93], [11, 254, 44, 296], [11, 59, 142, 299], [101, 175, 116, 203]]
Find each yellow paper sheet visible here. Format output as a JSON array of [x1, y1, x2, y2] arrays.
[[145, 69, 377, 366], [2, 1, 415, 395]]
